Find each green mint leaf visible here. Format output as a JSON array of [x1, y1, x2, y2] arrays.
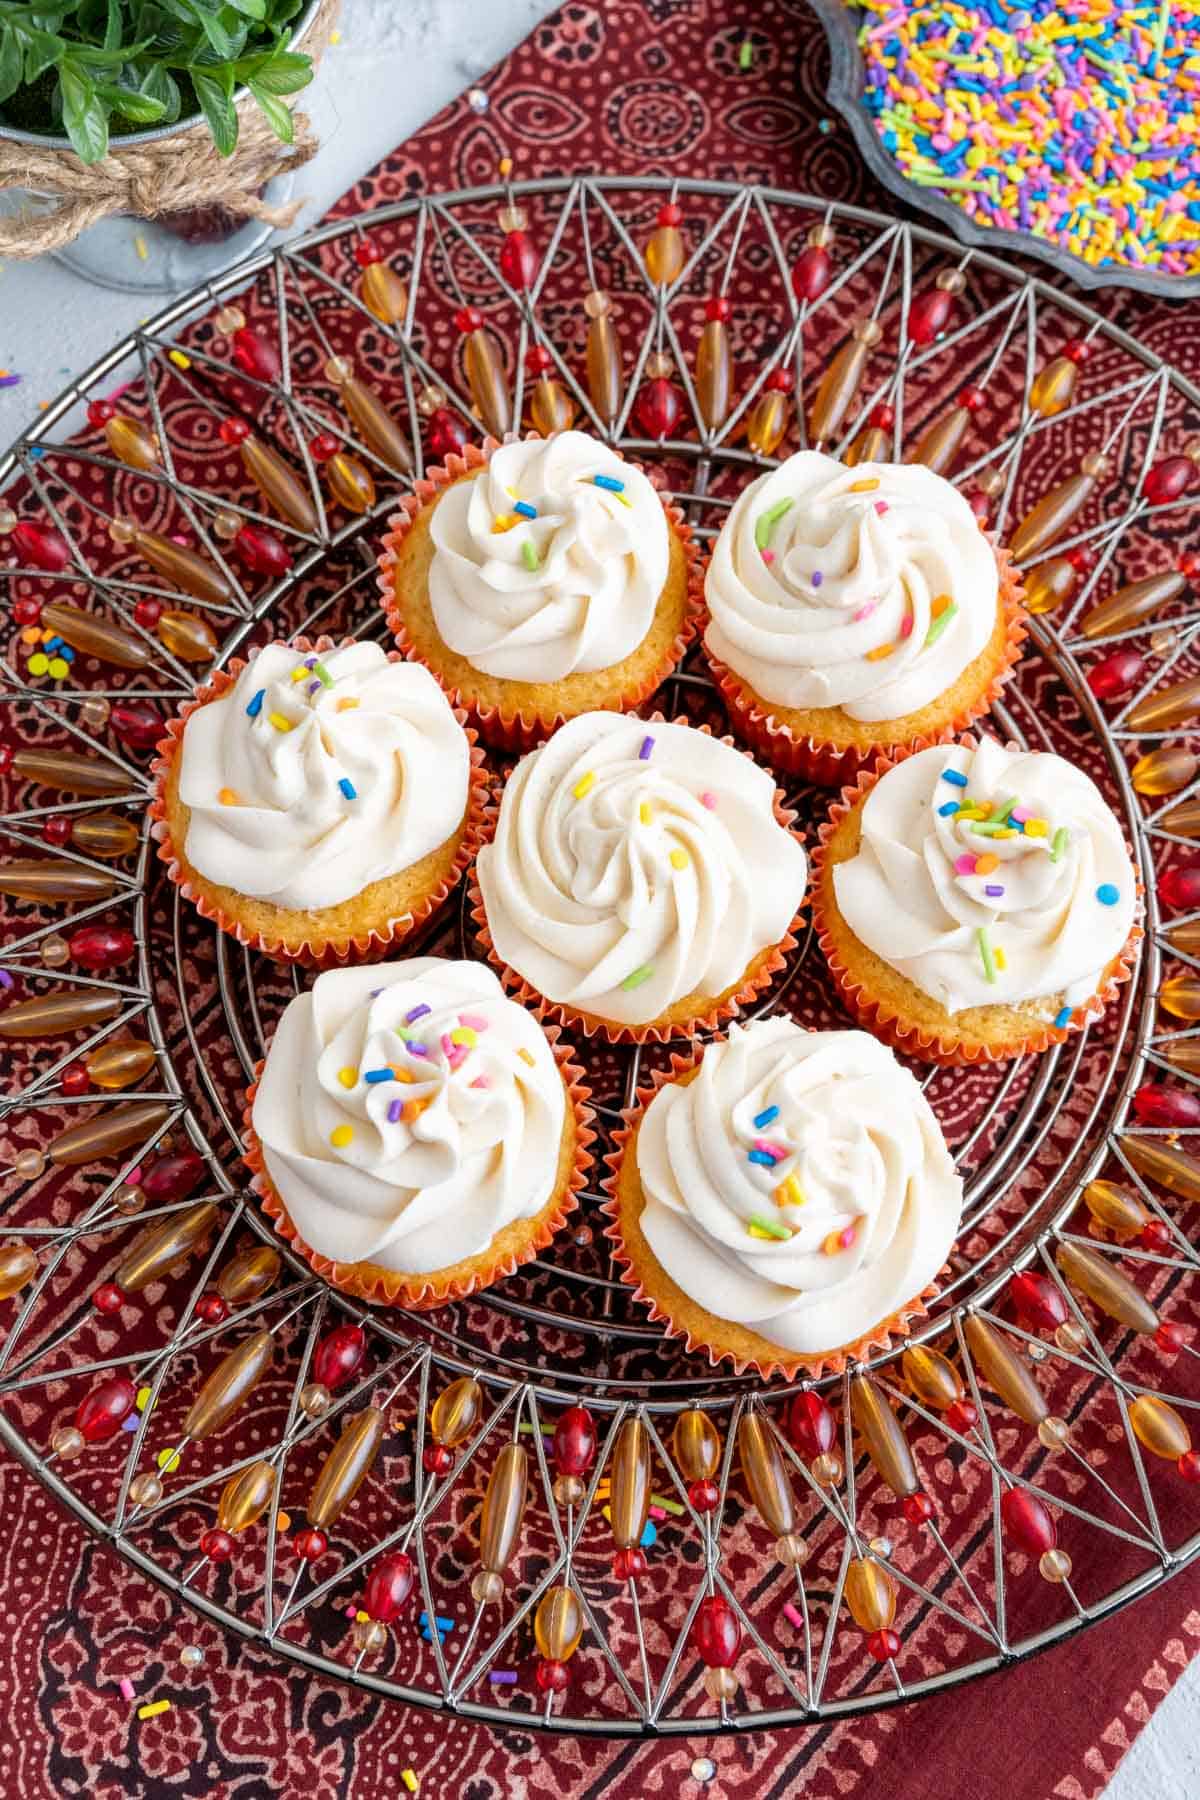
[[60, 63, 110, 164], [0, 27, 22, 105], [190, 67, 238, 155], [97, 82, 166, 123], [139, 60, 182, 123], [22, 28, 66, 85], [248, 78, 291, 143], [243, 48, 311, 94]]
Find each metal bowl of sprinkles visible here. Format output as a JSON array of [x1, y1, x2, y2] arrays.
[[812, 0, 1200, 300]]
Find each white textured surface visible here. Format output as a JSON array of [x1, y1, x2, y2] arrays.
[[0, 1, 1196, 1787]]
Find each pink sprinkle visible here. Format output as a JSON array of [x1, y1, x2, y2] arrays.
[[761, 548, 775, 564], [470, 1075, 490, 1089], [1009, 807, 1032, 824], [838, 1223, 857, 1249], [783, 1602, 804, 1630], [700, 791, 717, 809], [440, 1033, 454, 1057], [899, 612, 913, 638], [755, 1138, 789, 1158], [874, 501, 888, 517], [853, 602, 878, 623], [119, 1678, 135, 1702], [345, 1605, 357, 1619], [649, 1505, 666, 1521], [458, 1013, 489, 1032], [954, 853, 978, 876]]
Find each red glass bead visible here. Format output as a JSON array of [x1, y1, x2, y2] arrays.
[[688, 1478, 720, 1514], [75, 1372, 136, 1442], [1087, 649, 1145, 701], [1143, 457, 1194, 506], [791, 245, 831, 303], [87, 400, 116, 427], [536, 1657, 571, 1693], [766, 367, 793, 392], [612, 1547, 647, 1581], [311, 1322, 366, 1390], [788, 1390, 837, 1459], [1010, 1271, 1068, 1332], [1143, 1220, 1173, 1255], [1179, 550, 1200, 580], [234, 524, 292, 578], [12, 521, 70, 573], [422, 1444, 453, 1476], [705, 295, 733, 322], [428, 409, 468, 458], [1179, 1450, 1200, 1483], [524, 344, 552, 374], [454, 305, 484, 333], [231, 328, 281, 383], [869, 402, 895, 429], [133, 597, 163, 628], [294, 1527, 328, 1561], [0, 744, 13, 774], [907, 286, 956, 345], [42, 816, 72, 847], [959, 384, 986, 412], [499, 230, 539, 291], [657, 202, 682, 227], [13, 597, 42, 626], [1133, 1084, 1200, 1128], [199, 1527, 235, 1563], [60, 1060, 90, 1095], [310, 432, 339, 461], [195, 1293, 228, 1325], [691, 1595, 741, 1667], [142, 1152, 206, 1204], [945, 1399, 978, 1435], [1155, 1320, 1187, 1352], [93, 1282, 125, 1315], [363, 1550, 414, 1620], [218, 418, 251, 445], [1066, 546, 1095, 573], [1159, 860, 1200, 911], [967, 489, 991, 524], [1000, 1487, 1056, 1555], [110, 702, 164, 751], [353, 239, 383, 266], [1063, 337, 1091, 364], [69, 926, 136, 972], [902, 1492, 935, 1526], [867, 1628, 902, 1662], [634, 377, 681, 439], [552, 1405, 596, 1477]]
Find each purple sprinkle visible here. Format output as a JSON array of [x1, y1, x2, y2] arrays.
[[985, 884, 1005, 897], [639, 735, 655, 761], [0, 373, 22, 390], [387, 1098, 404, 1123], [307, 681, 321, 696], [0, 970, 13, 990], [811, 570, 823, 588], [407, 1042, 428, 1057], [406, 1004, 431, 1023], [370, 988, 382, 997], [304, 656, 317, 668], [489, 1671, 518, 1685]]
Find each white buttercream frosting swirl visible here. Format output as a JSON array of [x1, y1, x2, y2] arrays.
[[427, 431, 671, 680], [476, 711, 808, 1027], [252, 959, 568, 1274], [177, 641, 471, 911], [635, 1019, 962, 1356], [704, 450, 998, 721], [832, 737, 1138, 1016]]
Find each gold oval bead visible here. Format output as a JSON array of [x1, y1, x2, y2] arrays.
[[1080, 571, 1185, 641], [104, 414, 160, 471], [1159, 795, 1200, 838], [1120, 1134, 1200, 1204], [1010, 470, 1098, 563], [70, 813, 139, 859], [340, 375, 414, 474], [131, 527, 233, 606], [0, 860, 116, 903], [1056, 1240, 1159, 1334], [671, 1408, 721, 1484], [1028, 355, 1078, 418], [479, 1441, 528, 1573], [844, 424, 890, 468], [1127, 675, 1200, 733], [645, 224, 684, 286], [116, 1201, 218, 1291], [1083, 1178, 1147, 1238], [326, 452, 376, 515], [307, 1406, 387, 1528], [1128, 1394, 1193, 1460], [809, 333, 874, 448], [1166, 921, 1200, 958], [1160, 1036, 1200, 1074], [0, 988, 121, 1039], [11, 750, 134, 797], [41, 602, 153, 671], [462, 332, 511, 444], [609, 1417, 651, 1550], [1023, 556, 1077, 616], [905, 404, 971, 476], [963, 1315, 1048, 1424], [844, 1558, 897, 1633], [84, 1040, 157, 1090], [695, 320, 732, 430], [745, 388, 789, 457], [901, 1343, 964, 1411], [429, 1377, 482, 1449], [185, 1329, 273, 1440], [240, 437, 318, 534], [534, 1585, 583, 1662], [737, 1411, 796, 1537], [51, 1101, 171, 1168], [0, 1243, 37, 1299], [851, 1376, 918, 1497], [585, 310, 623, 424], [360, 263, 408, 326], [216, 1458, 276, 1533], [157, 610, 219, 664], [529, 377, 576, 436], [216, 1244, 281, 1305], [1131, 745, 1198, 798]]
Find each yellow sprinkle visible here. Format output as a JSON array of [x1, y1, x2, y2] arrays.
[[1024, 818, 1049, 838], [865, 644, 894, 661], [329, 26, 341, 41], [337, 1067, 358, 1088], [134, 234, 149, 262], [932, 593, 953, 617], [639, 802, 652, 825], [615, 491, 633, 508], [137, 1700, 170, 1720], [336, 697, 360, 711], [330, 1124, 354, 1148], [48, 657, 69, 679], [290, 667, 308, 683], [775, 1175, 805, 1209], [994, 946, 1007, 971], [135, 1385, 152, 1411], [573, 771, 595, 800], [669, 849, 689, 869], [491, 513, 518, 533], [848, 478, 880, 492], [168, 350, 191, 370], [356, 1610, 369, 1623], [268, 712, 293, 733], [517, 1048, 536, 1067], [499, 156, 513, 176], [218, 787, 240, 807], [156, 1446, 181, 1472], [747, 1223, 774, 1240], [451, 1026, 478, 1047], [402, 1774, 419, 1795]]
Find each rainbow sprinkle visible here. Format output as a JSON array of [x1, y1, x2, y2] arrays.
[[924, 599, 958, 648], [978, 925, 997, 983], [406, 1004, 431, 1023], [246, 688, 265, 718], [1054, 1004, 1073, 1028], [942, 768, 968, 787], [748, 1213, 792, 1240], [339, 778, 356, 800], [330, 1125, 353, 1148], [621, 964, 654, 990], [753, 1105, 780, 1128], [573, 771, 595, 799], [387, 1098, 404, 1123], [754, 497, 794, 549], [592, 473, 625, 492], [639, 735, 655, 760], [521, 540, 539, 572], [1096, 882, 1120, 904], [513, 500, 537, 518], [268, 712, 292, 733], [1051, 826, 1070, 861]]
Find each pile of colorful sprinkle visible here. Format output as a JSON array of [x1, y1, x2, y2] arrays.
[[848, 0, 1200, 275]]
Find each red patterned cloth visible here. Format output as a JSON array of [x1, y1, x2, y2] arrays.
[[3, 2, 1200, 1796]]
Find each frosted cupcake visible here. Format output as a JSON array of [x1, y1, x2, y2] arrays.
[[813, 736, 1141, 1065], [606, 1019, 963, 1377], [245, 958, 592, 1307], [380, 431, 701, 750], [471, 710, 808, 1041], [703, 451, 1025, 784], [152, 639, 486, 965]]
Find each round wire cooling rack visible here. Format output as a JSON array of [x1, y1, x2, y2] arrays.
[[1, 176, 1200, 1738]]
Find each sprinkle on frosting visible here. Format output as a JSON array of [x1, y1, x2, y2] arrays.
[[592, 474, 624, 492], [937, 800, 960, 817], [923, 599, 958, 648], [1054, 1006, 1072, 1029], [513, 501, 537, 519], [339, 778, 357, 801], [942, 769, 968, 788], [621, 964, 654, 991], [573, 771, 595, 800], [406, 1004, 431, 1023], [520, 540, 539, 573], [218, 787, 240, 806], [337, 1067, 357, 1088], [1097, 883, 1120, 906], [754, 497, 794, 550], [246, 689, 265, 718], [700, 791, 717, 809], [753, 1105, 779, 1129], [639, 736, 655, 761], [1051, 827, 1069, 863], [978, 927, 997, 984], [669, 849, 689, 869], [748, 1213, 792, 1240], [268, 712, 292, 733], [330, 1124, 353, 1148]]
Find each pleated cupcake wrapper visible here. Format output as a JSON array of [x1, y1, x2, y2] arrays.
[[809, 733, 1144, 1068], [600, 1050, 941, 1382], [148, 635, 491, 971], [243, 1027, 594, 1310], [703, 543, 1028, 787], [466, 713, 808, 1046], [376, 434, 706, 753]]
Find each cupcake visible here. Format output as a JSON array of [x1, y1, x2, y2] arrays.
[[379, 431, 701, 750], [813, 735, 1141, 1065], [472, 710, 808, 1041], [151, 639, 486, 966], [245, 958, 593, 1308], [606, 1018, 963, 1377], [703, 450, 1025, 784]]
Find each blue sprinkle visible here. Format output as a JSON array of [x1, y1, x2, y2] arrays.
[[641, 1520, 657, 1548], [937, 800, 961, 817], [60, 645, 75, 662], [246, 689, 265, 718], [45, 636, 63, 652], [406, 1004, 431, 1023], [339, 777, 357, 801], [592, 473, 625, 492], [1054, 1006, 1072, 1029], [942, 769, 968, 788], [28, 446, 44, 461], [512, 500, 537, 519], [1096, 883, 1120, 906], [420, 1613, 455, 1631], [364, 1067, 394, 1084], [639, 735, 655, 761], [748, 1149, 777, 1167], [753, 1105, 779, 1129]]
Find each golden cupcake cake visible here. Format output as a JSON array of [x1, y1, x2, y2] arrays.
[[703, 450, 1025, 784], [380, 430, 701, 749], [245, 957, 592, 1308], [471, 709, 808, 1042], [151, 638, 485, 965], [606, 1018, 963, 1378], [813, 735, 1141, 1065]]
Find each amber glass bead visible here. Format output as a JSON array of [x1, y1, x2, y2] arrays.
[[1080, 571, 1184, 641], [104, 414, 159, 471], [553, 1405, 596, 1478], [462, 331, 511, 443], [844, 1558, 897, 1633], [0, 989, 120, 1039], [1127, 676, 1200, 733], [471, 1569, 505, 1605], [130, 526, 232, 605], [363, 1551, 414, 1621], [534, 1586, 583, 1662], [185, 1329, 273, 1440], [738, 1412, 797, 1536], [963, 1315, 1048, 1424], [361, 263, 408, 325], [672, 1409, 721, 1484], [12, 750, 133, 797], [157, 610, 218, 664], [788, 1390, 837, 1456], [70, 814, 139, 860], [1029, 356, 1078, 418], [1001, 1487, 1056, 1555], [695, 320, 732, 430], [645, 224, 684, 286], [50, 1100, 170, 1168], [216, 1244, 280, 1305], [114, 1184, 145, 1216], [1010, 460, 1107, 563], [1056, 1241, 1158, 1334], [115, 1201, 218, 1291], [1159, 795, 1200, 839], [84, 1041, 156, 1090], [844, 424, 889, 467], [809, 320, 881, 447], [1129, 1394, 1192, 1460], [311, 1322, 366, 1389], [1121, 1133, 1200, 1203], [0, 860, 115, 903], [530, 377, 576, 436], [326, 452, 376, 514], [39, 602, 151, 671], [51, 1426, 85, 1461], [1166, 922, 1200, 959], [850, 1377, 918, 1497], [1039, 1548, 1073, 1583], [585, 305, 623, 424], [610, 1417, 651, 1549], [308, 1407, 387, 1528], [746, 388, 789, 457], [430, 1377, 482, 1449], [0, 1244, 36, 1299], [217, 1459, 277, 1533], [479, 1442, 528, 1573], [240, 437, 318, 534], [1024, 557, 1077, 616], [906, 404, 971, 476], [129, 1472, 162, 1508], [811, 1451, 843, 1486], [703, 1666, 738, 1703], [299, 1383, 331, 1420], [338, 375, 413, 474], [692, 1594, 741, 1668], [554, 1474, 585, 1506], [1160, 1037, 1200, 1075]]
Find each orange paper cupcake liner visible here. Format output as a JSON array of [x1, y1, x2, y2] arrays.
[[704, 544, 1028, 787], [601, 1049, 942, 1381], [149, 634, 491, 970], [376, 435, 706, 753], [243, 1028, 594, 1309], [467, 713, 807, 1046], [809, 734, 1144, 1067]]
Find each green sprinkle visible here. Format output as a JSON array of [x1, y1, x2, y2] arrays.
[[970, 821, 1012, 836], [1051, 826, 1069, 863], [521, 539, 539, 572], [924, 600, 959, 648], [621, 965, 654, 991], [313, 662, 334, 688], [650, 1492, 686, 1516], [987, 794, 1017, 824], [748, 1213, 792, 1240], [738, 38, 753, 69], [977, 926, 997, 985], [754, 498, 794, 550]]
